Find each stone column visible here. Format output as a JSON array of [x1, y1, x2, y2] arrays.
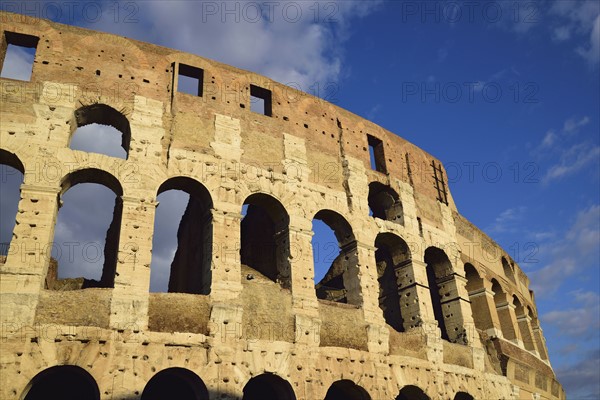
[[495, 293, 523, 346], [0, 184, 59, 326], [208, 208, 244, 343], [288, 221, 320, 346], [438, 273, 478, 345], [517, 313, 540, 356], [356, 241, 389, 354], [468, 279, 503, 338], [396, 259, 436, 329], [109, 195, 155, 330], [532, 323, 549, 361]]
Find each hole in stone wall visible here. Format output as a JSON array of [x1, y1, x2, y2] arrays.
[[367, 134, 386, 173], [70, 104, 131, 159], [368, 182, 404, 224], [250, 84, 272, 116], [177, 63, 204, 96], [242, 373, 296, 400], [424, 246, 452, 341], [1, 31, 39, 81]]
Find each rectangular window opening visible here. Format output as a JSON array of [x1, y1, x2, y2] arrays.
[[1, 32, 39, 81], [177, 63, 203, 96], [250, 84, 272, 116], [367, 134, 387, 173]]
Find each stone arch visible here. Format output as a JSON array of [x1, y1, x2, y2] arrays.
[[502, 256, 515, 283], [397, 385, 430, 400], [368, 182, 404, 224], [48, 168, 123, 289], [69, 103, 131, 159], [151, 176, 213, 294], [324, 379, 371, 400], [374, 232, 411, 332], [241, 193, 291, 288], [314, 209, 361, 305], [0, 149, 25, 257], [21, 365, 100, 400], [424, 246, 454, 340], [242, 373, 296, 400], [141, 367, 209, 400], [454, 392, 475, 400], [514, 295, 536, 351]]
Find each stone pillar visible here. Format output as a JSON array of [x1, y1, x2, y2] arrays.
[[517, 313, 540, 356], [0, 184, 59, 326], [533, 323, 549, 360], [109, 195, 155, 330], [356, 241, 389, 354], [438, 273, 478, 345], [288, 221, 320, 346], [496, 294, 523, 345], [396, 259, 435, 329], [468, 279, 503, 338], [208, 208, 244, 343]]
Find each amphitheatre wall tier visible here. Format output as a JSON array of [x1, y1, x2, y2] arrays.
[[0, 12, 563, 400]]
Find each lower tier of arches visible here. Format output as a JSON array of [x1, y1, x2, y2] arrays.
[[2, 326, 563, 400]]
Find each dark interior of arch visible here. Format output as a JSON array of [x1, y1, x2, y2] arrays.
[[241, 193, 290, 287], [314, 210, 358, 304], [368, 182, 404, 224], [23, 365, 100, 400], [324, 380, 371, 400], [72, 103, 131, 157], [47, 169, 123, 290], [454, 391, 475, 400], [502, 256, 516, 283], [141, 368, 209, 400], [157, 177, 213, 294], [0, 149, 25, 174], [242, 373, 296, 400], [464, 263, 482, 292], [375, 233, 411, 332], [424, 247, 452, 341], [396, 385, 430, 400]]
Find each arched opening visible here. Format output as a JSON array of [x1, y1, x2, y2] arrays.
[[464, 263, 489, 332], [0, 149, 24, 259], [47, 169, 123, 290], [242, 373, 296, 400], [22, 365, 99, 400], [397, 385, 430, 400], [514, 296, 536, 351], [368, 182, 404, 224], [502, 256, 515, 283], [424, 246, 453, 340], [141, 368, 209, 400], [375, 233, 411, 332], [241, 193, 290, 288], [69, 104, 131, 159], [324, 380, 371, 400], [150, 177, 213, 294], [454, 392, 475, 400], [313, 210, 359, 305]]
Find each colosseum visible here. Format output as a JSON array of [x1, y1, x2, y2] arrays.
[[0, 12, 564, 400]]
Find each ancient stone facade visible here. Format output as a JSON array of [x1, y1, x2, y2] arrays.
[[0, 12, 564, 400]]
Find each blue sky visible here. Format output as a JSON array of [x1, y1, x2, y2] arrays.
[[1, 1, 599, 398]]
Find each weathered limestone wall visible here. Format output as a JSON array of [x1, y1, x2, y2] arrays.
[[0, 12, 563, 400]]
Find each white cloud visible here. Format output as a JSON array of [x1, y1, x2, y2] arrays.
[[556, 349, 600, 400], [543, 143, 600, 183], [577, 14, 600, 66], [530, 204, 600, 296], [553, 26, 571, 42], [485, 206, 527, 234], [563, 116, 590, 133], [542, 290, 600, 338], [550, 0, 600, 66], [86, 1, 382, 92]]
